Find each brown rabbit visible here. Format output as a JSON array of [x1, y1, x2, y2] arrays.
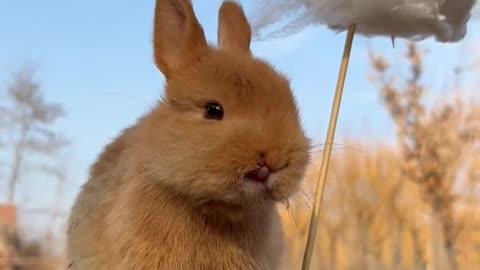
[[66, 0, 310, 269]]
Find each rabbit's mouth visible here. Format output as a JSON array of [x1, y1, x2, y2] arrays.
[[195, 166, 298, 220], [243, 161, 290, 184], [245, 165, 271, 183], [240, 163, 296, 200]]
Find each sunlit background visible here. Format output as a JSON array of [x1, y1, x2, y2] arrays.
[[0, 1, 479, 269]]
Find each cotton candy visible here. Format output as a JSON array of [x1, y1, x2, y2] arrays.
[[252, 0, 477, 42]]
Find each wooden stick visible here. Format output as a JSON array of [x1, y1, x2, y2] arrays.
[[300, 24, 356, 270]]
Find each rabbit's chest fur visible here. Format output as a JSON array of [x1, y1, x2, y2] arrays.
[[67, 143, 284, 270]]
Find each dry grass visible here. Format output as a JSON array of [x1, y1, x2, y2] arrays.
[[279, 141, 479, 270], [277, 43, 480, 270]]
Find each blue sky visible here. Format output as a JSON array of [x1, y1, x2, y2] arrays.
[[0, 1, 479, 222]]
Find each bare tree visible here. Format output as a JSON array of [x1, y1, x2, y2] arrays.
[[369, 43, 479, 270], [0, 65, 71, 270], [0, 65, 68, 204]]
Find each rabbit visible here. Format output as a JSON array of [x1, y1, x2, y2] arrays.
[[66, 0, 311, 269]]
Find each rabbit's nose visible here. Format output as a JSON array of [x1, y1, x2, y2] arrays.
[[246, 165, 270, 183]]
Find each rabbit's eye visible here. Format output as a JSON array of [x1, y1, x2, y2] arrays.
[[204, 102, 224, 120]]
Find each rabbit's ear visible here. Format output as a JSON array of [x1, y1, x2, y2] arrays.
[[217, 1, 252, 54], [153, 0, 207, 78]]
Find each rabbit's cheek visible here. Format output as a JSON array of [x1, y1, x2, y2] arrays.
[[266, 167, 305, 200]]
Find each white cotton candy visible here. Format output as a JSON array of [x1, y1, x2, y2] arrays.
[[252, 0, 477, 42]]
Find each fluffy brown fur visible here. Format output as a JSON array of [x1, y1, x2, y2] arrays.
[[66, 0, 310, 269]]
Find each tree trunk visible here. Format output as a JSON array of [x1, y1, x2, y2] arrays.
[[431, 205, 443, 270], [7, 121, 29, 204], [441, 214, 458, 270], [431, 203, 457, 270], [7, 141, 24, 203], [444, 238, 458, 270], [391, 223, 403, 270], [411, 228, 426, 270]]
